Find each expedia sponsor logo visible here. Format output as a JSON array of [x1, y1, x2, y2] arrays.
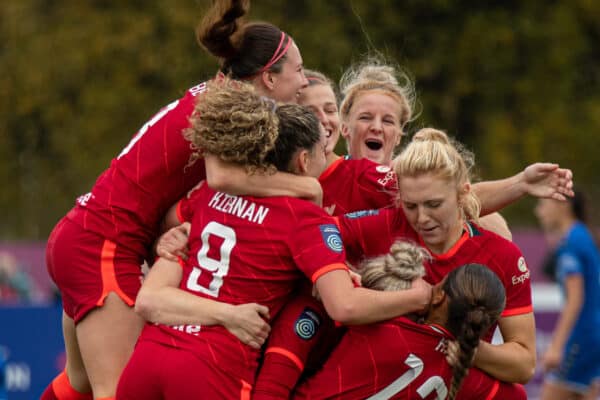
[[512, 270, 530, 285], [512, 256, 530, 285], [294, 308, 321, 340], [319, 224, 343, 253], [377, 170, 396, 187]]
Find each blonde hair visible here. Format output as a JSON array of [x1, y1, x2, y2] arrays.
[[359, 241, 428, 291], [339, 58, 416, 129], [394, 128, 481, 221], [184, 77, 279, 174]]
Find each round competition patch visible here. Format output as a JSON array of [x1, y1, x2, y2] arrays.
[[319, 224, 343, 253], [294, 308, 321, 340], [517, 256, 528, 272]]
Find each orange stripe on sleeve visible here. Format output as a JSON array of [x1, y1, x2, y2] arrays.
[[176, 200, 185, 223], [501, 305, 533, 317], [484, 380, 500, 400], [265, 347, 304, 371], [52, 370, 92, 400], [311, 263, 349, 283], [240, 380, 252, 400]]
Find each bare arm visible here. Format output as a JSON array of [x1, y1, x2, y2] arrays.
[[135, 257, 271, 349], [542, 274, 583, 371], [473, 163, 574, 215], [472, 313, 537, 383], [478, 212, 512, 241], [315, 269, 432, 325], [204, 154, 323, 205]]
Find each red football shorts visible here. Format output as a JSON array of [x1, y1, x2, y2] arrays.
[[46, 217, 143, 323], [116, 339, 252, 399]]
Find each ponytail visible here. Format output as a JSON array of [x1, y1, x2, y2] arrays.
[[442, 264, 505, 400]]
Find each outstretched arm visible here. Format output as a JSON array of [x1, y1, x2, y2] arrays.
[[204, 154, 323, 205], [474, 163, 573, 215], [135, 257, 271, 349]]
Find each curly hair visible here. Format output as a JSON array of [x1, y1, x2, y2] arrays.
[[184, 77, 279, 174], [358, 240, 428, 291], [443, 264, 506, 400], [393, 127, 481, 222]]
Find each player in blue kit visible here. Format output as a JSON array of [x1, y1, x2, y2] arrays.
[[535, 190, 600, 399]]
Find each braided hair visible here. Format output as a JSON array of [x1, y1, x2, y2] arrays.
[[442, 264, 506, 400]]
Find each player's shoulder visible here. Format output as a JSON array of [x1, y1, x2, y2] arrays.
[[396, 317, 451, 338], [285, 196, 331, 218], [469, 222, 522, 255], [468, 222, 530, 281]]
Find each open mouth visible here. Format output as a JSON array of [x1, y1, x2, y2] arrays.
[[365, 139, 383, 151]]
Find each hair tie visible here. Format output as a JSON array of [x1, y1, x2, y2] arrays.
[[260, 32, 292, 73]]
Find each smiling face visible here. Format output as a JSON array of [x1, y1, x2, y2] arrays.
[[341, 91, 404, 165], [268, 42, 309, 104], [398, 172, 466, 255], [298, 83, 340, 156]]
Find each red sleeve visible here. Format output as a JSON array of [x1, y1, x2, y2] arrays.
[[491, 383, 527, 400], [455, 367, 527, 400], [177, 181, 208, 223], [337, 207, 407, 265], [175, 198, 188, 223], [356, 159, 397, 207], [491, 240, 533, 317], [253, 291, 335, 399], [289, 206, 348, 281]]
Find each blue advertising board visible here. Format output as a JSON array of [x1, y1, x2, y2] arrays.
[[0, 305, 64, 400]]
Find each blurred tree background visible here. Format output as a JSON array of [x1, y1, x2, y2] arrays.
[[1, 0, 599, 239]]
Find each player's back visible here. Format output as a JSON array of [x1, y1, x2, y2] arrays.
[[180, 184, 338, 315], [294, 317, 452, 400], [66, 83, 208, 255], [142, 183, 347, 383]]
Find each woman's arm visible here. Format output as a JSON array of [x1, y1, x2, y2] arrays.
[[473, 163, 573, 215], [472, 313, 537, 383], [135, 257, 271, 349], [315, 269, 432, 325], [478, 212, 512, 241], [204, 154, 323, 205], [542, 274, 583, 371]]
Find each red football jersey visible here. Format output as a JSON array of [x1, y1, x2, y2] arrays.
[[337, 207, 533, 320], [293, 317, 525, 400], [253, 290, 341, 400], [319, 156, 397, 216], [140, 183, 348, 383], [66, 82, 208, 256]]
